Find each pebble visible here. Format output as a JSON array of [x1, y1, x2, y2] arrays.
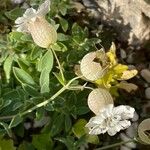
[[126, 122, 138, 138], [120, 146, 131, 150], [126, 53, 136, 64], [132, 112, 139, 122], [120, 133, 136, 149], [141, 69, 150, 83], [11, 0, 24, 4], [145, 87, 150, 99], [128, 65, 136, 70], [120, 49, 127, 59]]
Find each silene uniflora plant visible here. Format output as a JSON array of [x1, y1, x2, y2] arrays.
[[0, 0, 150, 149]]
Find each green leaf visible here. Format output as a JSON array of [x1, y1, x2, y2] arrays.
[[76, 106, 89, 115], [35, 108, 45, 121], [18, 141, 35, 150], [0, 122, 12, 137], [22, 84, 40, 97], [9, 32, 24, 42], [12, 102, 23, 111], [17, 58, 30, 71], [72, 119, 99, 144], [0, 136, 16, 150], [57, 33, 70, 41], [30, 47, 43, 60], [59, 2, 68, 16], [40, 68, 50, 93], [38, 50, 53, 72], [59, 17, 68, 32], [72, 23, 87, 42], [65, 115, 72, 132], [3, 55, 14, 82], [21, 34, 32, 42], [32, 133, 53, 150], [51, 42, 67, 52], [9, 115, 23, 128], [53, 72, 65, 86], [86, 134, 99, 145], [50, 114, 64, 136], [13, 67, 36, 86], [5, 7, 24, 20], [72, 119, 87, 138]]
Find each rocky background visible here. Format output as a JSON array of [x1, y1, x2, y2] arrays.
[[80, 0, 150, 48]]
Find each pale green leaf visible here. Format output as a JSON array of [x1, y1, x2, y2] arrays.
[[37, 50, 53, 72], [13, 67, 36, 86], [40, 68, 50, 93], [59, 17, 68, 32], [4, 55, 14, 82], [9, 115, 23, 128]]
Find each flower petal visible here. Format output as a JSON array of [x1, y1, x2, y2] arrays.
[[15, 17, 24, 24], [37, 0, 51, 16], [23, 8, 36, 18], [15, 23, 29, 32], [113, 105, 135, 120], [89, 125, 108, 135]]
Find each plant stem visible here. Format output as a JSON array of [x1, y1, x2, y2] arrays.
[[51, 48, 65, 85], [95, 139, 136, 150], [0, 76, 81, 120], [20, 76, 81, 117], [0, 115, 14, 120]]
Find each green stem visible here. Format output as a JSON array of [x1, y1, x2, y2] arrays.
[[95, 139, 136, 150], [51, 48, 65, 85], [20, 76, 81, 117], [0, 115, 14, 120], [0, 76, 81, 120]]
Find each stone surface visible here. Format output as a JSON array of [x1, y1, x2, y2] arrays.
[[11, 0, 24, 4], [82, 0, 150, 47], [141, 69, 150, 83], [145, 87, 150, 99]]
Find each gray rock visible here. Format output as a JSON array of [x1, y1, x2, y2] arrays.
[[145, 87, 150, 99], [141, 69, 150, 83], [82, 0, 150, 47], [126, 53, 136, 64], [11, 0, 24, 4]]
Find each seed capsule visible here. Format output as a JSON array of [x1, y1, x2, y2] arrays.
[[88, 88, 114, 114], [28, 17, 57, 48], [80, 52, 103, 81]]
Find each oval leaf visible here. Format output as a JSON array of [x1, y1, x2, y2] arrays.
[[9, 115, 23, 128], [38, 50, 53, 72], [13, 67, 36, 86]]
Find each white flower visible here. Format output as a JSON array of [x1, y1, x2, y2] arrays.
[[85, 104, 135, 136], [15, 0, 57, 48]]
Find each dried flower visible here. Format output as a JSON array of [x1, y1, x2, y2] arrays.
[[80, 50, 107, 81], [86, 104, 135, 136], [15, 0, 57, 48]]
